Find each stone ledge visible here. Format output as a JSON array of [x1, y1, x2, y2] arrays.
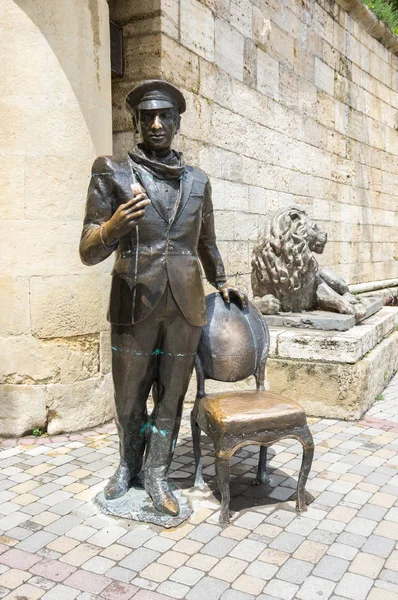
[[336, 0, 398, 56], [266, 329, 398, 420], [269, 307, 398, 364]]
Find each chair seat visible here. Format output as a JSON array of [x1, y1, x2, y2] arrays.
[[197, 390, 307, 437]]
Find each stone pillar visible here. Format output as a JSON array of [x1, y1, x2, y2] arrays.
[[0, 0, 114, 436]]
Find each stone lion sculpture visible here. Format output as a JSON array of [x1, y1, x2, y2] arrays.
[[251, 206, 367, 321]]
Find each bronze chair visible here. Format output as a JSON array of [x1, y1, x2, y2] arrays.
[[191, 293, 314, 524]]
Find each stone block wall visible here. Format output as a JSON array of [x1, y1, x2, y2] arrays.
[[0, 0, 114, 436], [110, 0, 398, 292]]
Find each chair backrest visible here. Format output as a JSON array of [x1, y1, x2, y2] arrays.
[[195, 293, 270, 396]]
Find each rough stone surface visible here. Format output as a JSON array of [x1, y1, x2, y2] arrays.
[[112, 0, 398, 292], [46, 374, 114, 435], [266, 327, 398, 420], [0, 384, 47, 437], [272, 307, 398, 364], [0, 335, 100, 385], [265, 311, 356, 332], [0, 0, 113, 435]]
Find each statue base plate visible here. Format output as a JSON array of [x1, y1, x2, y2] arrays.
[[95, 483, 193, 528], [262, 296, 383, 331]]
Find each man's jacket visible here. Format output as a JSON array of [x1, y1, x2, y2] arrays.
[[79, 155, 226, 326]]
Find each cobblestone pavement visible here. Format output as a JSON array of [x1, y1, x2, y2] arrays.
[[1, 377, 398, 600]]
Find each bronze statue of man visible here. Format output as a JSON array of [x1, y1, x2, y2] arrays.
[[80, 80, 246, 516]]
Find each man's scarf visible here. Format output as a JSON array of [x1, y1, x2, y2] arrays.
[[129, 143, 185, 180]]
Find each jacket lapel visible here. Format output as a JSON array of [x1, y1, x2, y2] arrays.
[[132, 164, 169, 224], [173, 168, 194, 224]]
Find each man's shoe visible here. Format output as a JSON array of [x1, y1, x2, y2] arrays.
[[104, 463, 131, 500], [146, 480, 180, 516]]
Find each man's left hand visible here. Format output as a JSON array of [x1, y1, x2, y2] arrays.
[[218, 283, 248, 309]]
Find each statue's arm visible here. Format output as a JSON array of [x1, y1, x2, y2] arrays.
[[79, 156, 118, 266], [197, 177, 227, 288]]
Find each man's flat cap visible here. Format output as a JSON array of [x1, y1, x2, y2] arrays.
[[126, 79, 186, 114]]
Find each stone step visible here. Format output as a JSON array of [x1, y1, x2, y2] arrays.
[[268, 307, 398, 364]]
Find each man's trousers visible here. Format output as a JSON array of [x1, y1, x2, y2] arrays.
[[111, 285, 202, 484]]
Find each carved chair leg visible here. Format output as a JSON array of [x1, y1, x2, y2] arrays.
[[190, 413, 204, 489], [296, 427, 314, 513], [215, 455, 231, 525], [254, 446, 270, 485]]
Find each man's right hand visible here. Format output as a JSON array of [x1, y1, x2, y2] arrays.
[[102, 184, 151, 244]]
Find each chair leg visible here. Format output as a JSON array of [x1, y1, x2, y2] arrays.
[[215, 455, 231, 525], [190, 413, 204, 489], [296, 427, 314, 513], [254, 446, 270, 485]]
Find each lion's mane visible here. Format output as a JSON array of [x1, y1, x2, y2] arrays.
[[251, 207, 320, 312]]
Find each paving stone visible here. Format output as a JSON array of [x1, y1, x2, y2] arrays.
[[265, 510, 296, 528], [0, 548, 41, 569], [144, 536, 176, 553], [293, 540, 328, 563], [186, 576, 229, 600], [230, 539, 264, 561], [296, 575, 336, 599], [232, 574, 265, 596], [187, 524, 222, 543], [134, 589, 181, 599], [42, 583, 79, 599], [27, 575, 56, 591], [209, 557, 248, 583], [327, 543, 359, 561], [3, 582, 44, 599], [101, 580, 138, 600], [349, 552, 385, 578], [313, 555, 349, 581], [81, 556, 115, 574], [185, 552, 218, 571], [158, 550, 188, 568], [335, 573, 373, 599], [0, 568, 31, 589], [157, 580, 191, 599], [269, 532, 304, 553], [221, 591, 255, 600], [171, 565, 204, 585], [380, 569, 398, 585], [87, 526, 125, 548], [59, 544, 100, 567], [63, 570, 111, 594], [201, 536, 238, 558], [362, 535, 396, 558], [119, 547, 160, 572], [118, 528, 157, 549], [357, 505, 388, 522], [30, 558, 77, 582], [286, 517, 318, 536], [233, 512, 264, 529], [47, 537, 80, 554], [17, 531, 56, 552], [345, 517, 377, 536], [336, 532, 366, 549], [104, 565, 136, 582], [66, 526, 98, 542], [263, 578, 299, 600], [276, 557, 313, 584]]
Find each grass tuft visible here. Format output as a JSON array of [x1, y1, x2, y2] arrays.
[[363, 0, 398, 35]]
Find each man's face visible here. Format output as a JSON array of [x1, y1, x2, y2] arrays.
[[137, 108, 178, 154]]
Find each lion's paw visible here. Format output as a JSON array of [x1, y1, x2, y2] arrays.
[[254, 295, 281, 315]]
